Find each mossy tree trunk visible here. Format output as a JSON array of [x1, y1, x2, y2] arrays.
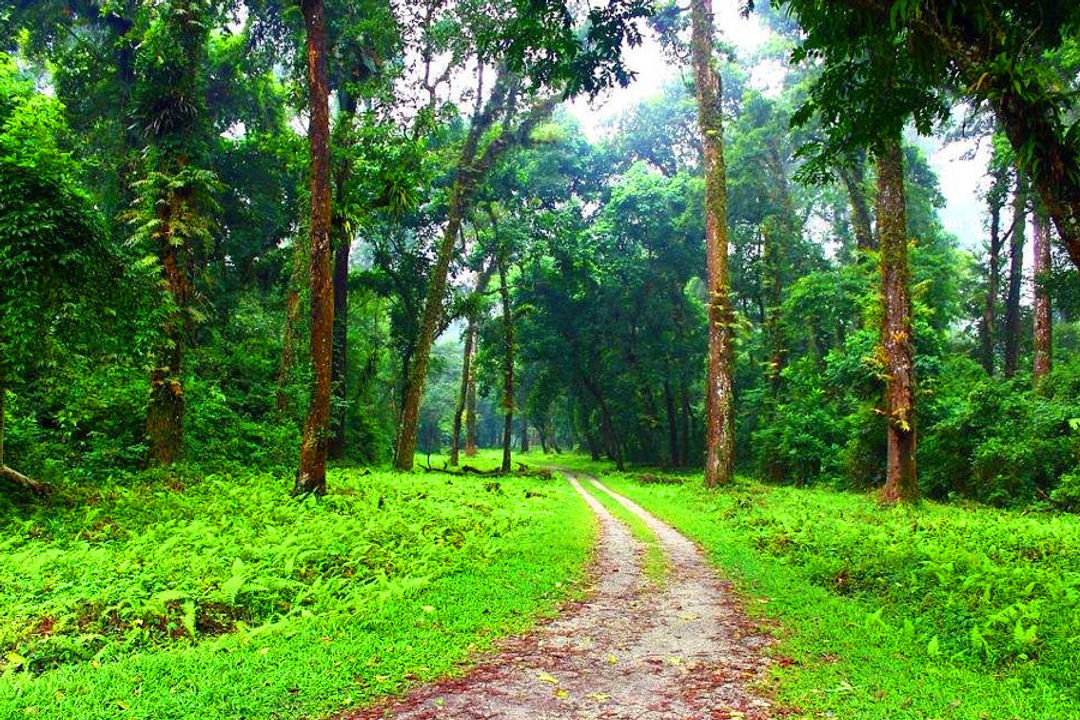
[[876, 136, 918, 504], [691, 0, 735, 487]]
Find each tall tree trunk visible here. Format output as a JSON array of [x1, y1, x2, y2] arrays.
[[520, 415, 529, 452], [876, 137, 917, 504], [691, 0, 735, 487], [295, 0, 333, 496], [664, 377, 680, 467], [327, 92, 359, 461], [837, 154, 876, 253], [1033, 207, 1053, 383], [1004, 179, 1026, 378], [450, 321, 475, 467], [980, 179, 1005, 376], [147, 218, 189, 465], [465, 344, 480, 457], [452, 261, 495, 465], [498, 258, 514, 473], [328, 233, 350, 460]]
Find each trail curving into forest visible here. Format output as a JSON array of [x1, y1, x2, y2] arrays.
[[346, 470, 773, 720]]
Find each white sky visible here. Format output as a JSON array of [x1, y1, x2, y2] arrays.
[[567, 0, 990, 253]]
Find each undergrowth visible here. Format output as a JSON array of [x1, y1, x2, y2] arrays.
[[0, 465, 593, 719]]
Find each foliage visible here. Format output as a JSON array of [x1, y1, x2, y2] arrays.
[[0, 466, 592, 719]]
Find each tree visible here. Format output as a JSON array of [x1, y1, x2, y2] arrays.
[[691, 0, 736, 487], [1033, 206, 1053, 382], [295, 0, 334, 495], [782, 0, 946, 502], [1003, 175, 1026, 378], [131, 0, 217, 466], [814, 1, 1080, 274], [875, 136, 917, 503], [0, 55, 114, 493], [391, 0, 650, 470], [979, 156, 1010, 376]]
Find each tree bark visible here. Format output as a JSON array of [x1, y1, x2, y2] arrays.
[[1033, 207, 1052, 383], [450, 322, 476, 467], [691, 0, 734, 487], [464, 345, 480, 457], [146, 208, 188, 466], [451, 261, 494, 465], [1004, 179, 1026, 378], [837, 155, 876, 253], [520, 415, 529, 452], [498, 258, 514, 473], [979, 174, 1005, 376], [295, 0, 333, 496], [876, 137, 917, 504]]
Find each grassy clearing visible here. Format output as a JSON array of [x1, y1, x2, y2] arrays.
[[576, 476, 668, 586], [589, 467, 1080, 720], [0, 465, 593, 720]]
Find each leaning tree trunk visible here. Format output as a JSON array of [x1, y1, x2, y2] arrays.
[[295, 0, 333, 496], [498, 258, 514, 473], [392, 70, 555, 471], [837, 153, 876, 253], [876, 137, 917, 504], [691, 0, 735, 487], [1033, 208, 1052, 383], [1004, 179, 1026, 378]]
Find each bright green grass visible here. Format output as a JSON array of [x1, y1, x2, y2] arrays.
[[589, 467, 1080, 720], [574, 475, 667, 586], [0, 466, 594, 719]]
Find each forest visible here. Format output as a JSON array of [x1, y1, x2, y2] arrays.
[[1, 1, 1079, 719]]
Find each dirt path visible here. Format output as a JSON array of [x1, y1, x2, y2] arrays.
[[346, 470, 772, 720]]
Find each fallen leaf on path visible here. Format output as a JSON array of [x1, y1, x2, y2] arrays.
[[555, 688, 570, 700], [588, 692, 612, 703], [677, 611, 699, 621], [604, 653, 618, 665], [538, 672, 559, 685]]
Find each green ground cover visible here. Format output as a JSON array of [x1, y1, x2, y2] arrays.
[[0, 465, 593, 720], [595, 468, 1080, 719]]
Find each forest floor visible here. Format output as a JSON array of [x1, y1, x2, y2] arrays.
[[348, 469, 774, 720]]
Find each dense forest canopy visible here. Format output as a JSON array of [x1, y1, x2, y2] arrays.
[[3, 0, 1079, 507]]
